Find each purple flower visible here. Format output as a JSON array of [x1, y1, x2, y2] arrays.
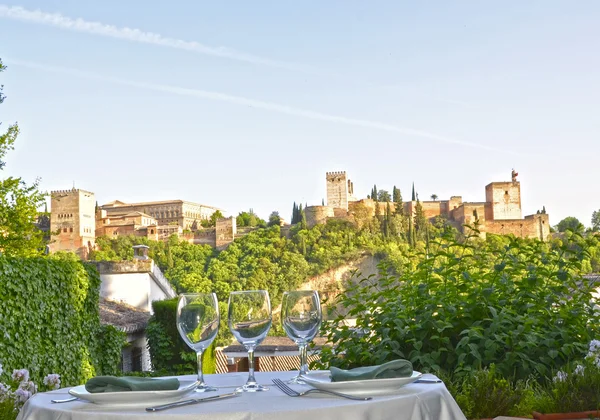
[[0, 362, 3, 376], [11, 369, 29, 383], [43, 374, 61, 390], [14, 388, 31, 403], [19, 381, 37, 393], [574, 364, 585, 375]]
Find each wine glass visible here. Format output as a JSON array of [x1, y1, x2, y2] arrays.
[[228, 290, 272, 392], [281, 290, 322, 383], [176, 293, 220, 392]]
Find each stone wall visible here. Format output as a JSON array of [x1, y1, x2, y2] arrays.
[[216, 217, 236, 249], [483, 213, 549, 240], [305, 206, 335, 228]]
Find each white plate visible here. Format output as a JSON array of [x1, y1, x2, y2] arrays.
[[68, 380, 200, 405], [302, 371, 422, 396]]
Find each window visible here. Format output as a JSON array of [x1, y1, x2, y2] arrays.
[[70, 227, 73, 233], [63, 228, 67, 233], [505, 191, 508, 195]]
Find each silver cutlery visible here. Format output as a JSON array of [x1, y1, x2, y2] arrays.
[[272, 378, 371, 401], [414, 378, 443, 383], [51, 397, 78, 403], [145, 391, 239, 412]]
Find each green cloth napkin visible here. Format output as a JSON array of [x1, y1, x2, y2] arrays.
[[85, 376, 180, 393], [330, 359, 413, 382]]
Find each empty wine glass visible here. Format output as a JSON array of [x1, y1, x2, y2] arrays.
[[281, 290, 322, 383], [228, 290, 272, 392], [177, 293, 220, 392]]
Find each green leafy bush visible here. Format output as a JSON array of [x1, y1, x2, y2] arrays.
[[146, 298, 216, 375], [448, 365, 535, 418], [0, 256, 124, 386], [533, 340, 600, 414], [317, 231, 600, 381]]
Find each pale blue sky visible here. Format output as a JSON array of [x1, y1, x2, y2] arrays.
[[1, 1, 599, 226]]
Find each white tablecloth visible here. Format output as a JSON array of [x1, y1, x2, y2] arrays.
[[17, 371, 467, 420]]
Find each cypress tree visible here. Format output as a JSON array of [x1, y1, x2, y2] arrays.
[[300, 206, 307, 230], [292, 202, 298, 224], [393, 186, 403, 215], [373, 185, 378, 202], [411, 182, 416, 201]]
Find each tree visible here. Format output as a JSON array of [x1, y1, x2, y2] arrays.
[[377, 190, 391, 202], [268, 211, 282, 227], [411, 182, 416, 201], [372, 185, 378, 202], [0, 59, 46, 256], [556, 216, 584, 233], [592, 210, 600, 232], [291, 202, 298, 224], [431, 194, 438, 201], [393, 186, 403, 215]]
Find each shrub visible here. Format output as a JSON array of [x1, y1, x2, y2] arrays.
[[533, 340, 600, 414], [449, 365, 535, 418], [146, 298, 216, 375], [0, 256, 124, 386], [317, 231, 600, 381]]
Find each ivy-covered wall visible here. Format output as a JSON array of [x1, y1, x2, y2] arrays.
[[147, 298, 216, 375], [0, 256, 124, 386]]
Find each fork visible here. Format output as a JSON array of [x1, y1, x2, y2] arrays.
[[272, 378, 372, 401]]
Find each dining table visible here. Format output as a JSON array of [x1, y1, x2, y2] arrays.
[[17, 370, 467, 420]]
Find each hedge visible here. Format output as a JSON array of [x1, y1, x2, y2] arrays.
[[0, 256, 125, 386], [147, 298, 216, 375]]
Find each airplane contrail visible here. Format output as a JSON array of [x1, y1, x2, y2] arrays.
[[0, 5, 311, 72], [7, 58, 517, 154]]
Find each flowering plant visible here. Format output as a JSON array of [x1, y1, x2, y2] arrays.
[[0, 363, 61, 420], [533, 340, 600, 414]]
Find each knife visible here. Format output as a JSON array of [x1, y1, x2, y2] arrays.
[[146, 391, 239, 412]]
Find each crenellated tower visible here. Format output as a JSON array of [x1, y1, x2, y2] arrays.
[[326, 171, 350, 211], [50, 188, 96, 258]]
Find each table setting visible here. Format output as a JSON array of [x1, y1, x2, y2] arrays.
[[17, 290, 467, 420]]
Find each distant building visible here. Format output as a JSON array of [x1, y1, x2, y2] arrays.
[[305, 170, 550, 241], [101, 199, 221, 231], [49, 188, 96, 258]]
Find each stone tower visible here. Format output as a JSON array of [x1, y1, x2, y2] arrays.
[[49, 188, 96, 258], [484, 181, 522, 220], [326, 171, 351, 211]]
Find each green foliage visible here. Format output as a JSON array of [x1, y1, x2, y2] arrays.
[[236, 209, 265, 228], [533, 345, 600, 414], [317, 231, 600, 382], [0, 256, 124, 386], [556, 216, 584, 233], [377, 190, 391, 202], [0, 58, 47, 257], [592, 210, 600, 232], [268, 211, 281, 227], [146, 298, 216, 375], [450, 365, 536, 418]]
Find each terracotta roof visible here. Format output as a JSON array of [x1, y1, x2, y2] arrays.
[[99, 298, 151, 334]]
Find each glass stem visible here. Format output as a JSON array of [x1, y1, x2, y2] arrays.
[[196, 350, 205, 385], [298, 343, 309, 376], [247, 347, 257, 384]]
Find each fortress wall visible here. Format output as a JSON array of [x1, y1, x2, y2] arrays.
[[305, 206, 335, 228]]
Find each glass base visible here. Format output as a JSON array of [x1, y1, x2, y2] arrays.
[[195, 384, 218, 392], [236, 383, 269, 392], [286, 374, 306, 385]]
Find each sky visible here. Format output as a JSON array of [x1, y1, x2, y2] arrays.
[[1, 1, 599, 226]]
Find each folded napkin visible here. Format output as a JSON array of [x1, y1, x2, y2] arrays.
[[85, 376, 180, 393], [330, 359, 413, 382]]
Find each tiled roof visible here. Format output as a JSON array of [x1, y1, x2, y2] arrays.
[[99, 298, 150, 334]]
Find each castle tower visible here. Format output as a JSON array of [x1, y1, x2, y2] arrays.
[[326, 171, 350, 211], [484, 181, 522, 220], [50, 188, 96, 258]]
